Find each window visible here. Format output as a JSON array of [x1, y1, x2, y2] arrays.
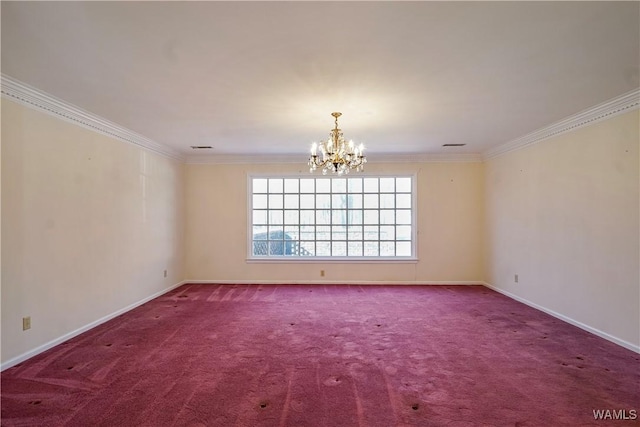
[[249, 176, 415, 260]]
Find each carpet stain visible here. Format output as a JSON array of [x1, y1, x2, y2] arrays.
[[323, 376, 342, 386]]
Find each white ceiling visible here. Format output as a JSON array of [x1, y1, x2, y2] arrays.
[[2, 1, 639, 159]]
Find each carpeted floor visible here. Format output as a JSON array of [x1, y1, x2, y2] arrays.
[[1, 284, 638, 426]]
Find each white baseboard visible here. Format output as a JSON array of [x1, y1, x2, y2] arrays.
[[482, 282, 640, 354], [184, 280, 483, 285], [1, 281, 187, 372]]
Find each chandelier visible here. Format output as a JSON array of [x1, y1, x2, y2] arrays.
[[308, 112, 367, 175]]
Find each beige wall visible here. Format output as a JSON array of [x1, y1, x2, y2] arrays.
[[1, 99, 185, 366], [484, 110, 640, 348], [185, 161, 485, 283]]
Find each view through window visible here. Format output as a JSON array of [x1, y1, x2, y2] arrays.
[[250, 176, 414, 259]]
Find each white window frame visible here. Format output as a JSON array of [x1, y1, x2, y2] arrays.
[[246, 173, 418, 263]]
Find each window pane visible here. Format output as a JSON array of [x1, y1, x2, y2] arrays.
[[364, 194, 378, 208], [397, 194, 411, 208], [284, 210, 299, 224], [332, 194, 347, 209], [284, 179, 299, 193], [283, 241, 297, 256], [348, 178, 363, 193], [300, 226, 315, 240], [253, 178, 267, 193], [397, 242, 412, 256], [253, 226, 268, 239], [284, 225, 299, 239], [317, 241, 331, 256], [380, 194, 395, 208], [300, 210, 315, 224], [253, 194, 267, 209], [332, 241, 347, 256], [268, 210, 283, 224], [268, 226, 284, 237], [380, 210, 395, 225], [253, 210, 267, 224], [349, 210, 363, 225], [380, 241, 395, 256], [300, 194, 314, 209], [253, 241, 268, 255], [332, 178, 346, 193], [316, 194, 330, 208], [300, 241, 315, 255], [284, 194, 299, 209], [348, 194, 362, 209], [364, 226, 379, 240], [348, 226, 362, 240], [332, 210, 347, 225], [364, 178, 378, 193], [396, 226, 411, 240], [364, 241, 379, 256], [269, 178, 283, 193], [317, 226, 331, 240], [317, 210, 331, 224], [396, 210, 412, 224], [332, 226, 346, 241], [316, 179, 331, 193], [300, 179, 314, 193], [380, 225, 395, 240], [269, 194, 283, 209], [269, 241, 284, 256], [348, 241, 363, 256], [380, 178, 395, 192], [396, 177, 411, 192], [364, 210, 379, 224]]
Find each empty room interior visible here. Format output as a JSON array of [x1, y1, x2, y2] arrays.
[[1, 1, 639, 426]]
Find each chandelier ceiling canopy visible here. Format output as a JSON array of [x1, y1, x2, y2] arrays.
[[308, 112, 367, 175]]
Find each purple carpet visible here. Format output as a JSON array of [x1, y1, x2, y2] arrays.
[[2, 284, 639, 426]]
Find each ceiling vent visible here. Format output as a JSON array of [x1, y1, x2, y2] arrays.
[[190, 146, 213, 150], [442, 143, 466, 147]]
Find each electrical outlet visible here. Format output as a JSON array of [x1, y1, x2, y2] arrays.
[[320, 270, 325, 277], [23, 316, 31, 331], [515, 274, 519, 283], [164, 270, 167, 278]]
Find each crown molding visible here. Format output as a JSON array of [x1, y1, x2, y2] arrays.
[[1, 74, 185, 162], [185, 152, 483, 165], [380, 153, 483, 163], [186, 154, 305, 165], [483, 88, 640, 160]]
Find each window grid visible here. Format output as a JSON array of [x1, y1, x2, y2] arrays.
[[251, 177, 413, 258]]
